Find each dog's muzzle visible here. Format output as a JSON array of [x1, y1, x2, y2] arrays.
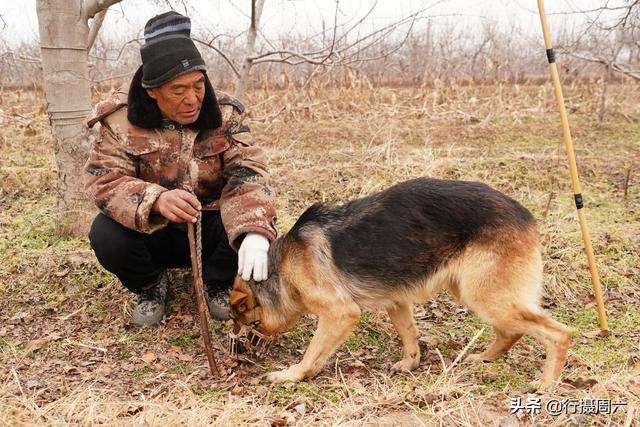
[[228, 321, 275, 360]]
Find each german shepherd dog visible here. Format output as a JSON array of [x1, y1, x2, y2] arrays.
[[229, 178, 572, 385]]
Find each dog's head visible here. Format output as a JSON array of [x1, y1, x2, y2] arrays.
[[229, 275, 261, 328], [228, 275, 276, 359]]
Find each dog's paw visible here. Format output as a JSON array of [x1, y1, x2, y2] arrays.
[[464, 353, 492, 363], [391, 358, 419, 373], [266, 367, 305, 384], [527, 379, 555, 394]]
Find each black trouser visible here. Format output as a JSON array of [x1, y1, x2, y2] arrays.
[[88, 212, 237, 294]]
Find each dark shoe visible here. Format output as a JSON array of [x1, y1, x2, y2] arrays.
[[205, 286, 230, 321], [132, 273, 168, 326]]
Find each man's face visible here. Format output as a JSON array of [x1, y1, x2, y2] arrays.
[[146, 71, 206, 125]]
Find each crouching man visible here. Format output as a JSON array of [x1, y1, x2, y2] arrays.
[[84, 11, 277, 326]]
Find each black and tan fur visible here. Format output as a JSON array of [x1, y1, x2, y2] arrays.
[[230, 178, 572, 385]]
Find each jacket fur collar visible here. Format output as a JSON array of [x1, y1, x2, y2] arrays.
[[126, 66, 222, 131]]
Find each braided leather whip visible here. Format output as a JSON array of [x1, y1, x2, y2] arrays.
[[187, 214, 219, 376]]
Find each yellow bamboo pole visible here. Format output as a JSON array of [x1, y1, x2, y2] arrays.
[[536, 0, 609, 331]]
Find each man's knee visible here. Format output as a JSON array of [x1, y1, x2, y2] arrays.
[[89, 213, 142, 264]]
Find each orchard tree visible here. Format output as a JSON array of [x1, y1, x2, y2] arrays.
[[35, 0, 121, 236]]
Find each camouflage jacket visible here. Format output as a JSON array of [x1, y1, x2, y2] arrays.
[[84, 87, 277, 250]]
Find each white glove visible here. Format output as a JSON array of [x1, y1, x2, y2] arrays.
[[237, 232, 270, 281]]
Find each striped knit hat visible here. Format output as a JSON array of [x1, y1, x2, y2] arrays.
[[140, 11, 206, 88]]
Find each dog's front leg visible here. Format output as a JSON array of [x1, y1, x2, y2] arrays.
[[267, 304, 360, 383], [386, 302, 421, 372]]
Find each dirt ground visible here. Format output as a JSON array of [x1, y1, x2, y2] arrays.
[[1, 81, 639, 426]]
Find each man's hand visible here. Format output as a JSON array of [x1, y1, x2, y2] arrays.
[[152, 189, 201, 223], [238, 233, 269, 281]]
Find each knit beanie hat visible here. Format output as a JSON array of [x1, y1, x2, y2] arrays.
[[140, 11, 206, 88]]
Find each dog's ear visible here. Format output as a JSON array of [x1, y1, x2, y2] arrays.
[[230, 276, 255, 317]]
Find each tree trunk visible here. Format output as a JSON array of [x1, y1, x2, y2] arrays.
[[234, 0, 265, 102], [597, 63, 611, 122], [35, 0, 120, 236]]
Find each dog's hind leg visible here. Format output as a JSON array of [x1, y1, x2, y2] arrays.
[[266, 301, 361, 383], [386, 302, 421, 372], [518, 313, 572, 385], [465, 299, 571, 385], [459, 248, 572, 386], [465, 329, 523, 363]]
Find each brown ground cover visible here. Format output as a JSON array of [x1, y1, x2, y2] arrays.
[[0, 81, 638, 425]]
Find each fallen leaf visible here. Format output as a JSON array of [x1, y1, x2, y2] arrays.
[[271, 411, 297, 426], [96, 366, 112, 376], [9, 312, 29, 322], [23, 125, 37, 136], [126, 406, 143, 416], [568, 414, 587, 425], [54, 268, 70, 277], [249, 378, 260, 386], [270, 415, 289, 426], [62, 366, 81, 375], [231, 385, 243, 395], [47, 332, 62, 341], [178, 353, 193, 362], [68, 253, 92, 268], [169, 345, 183, 354], [420, 393, 439, 405], [292, 402, 306, 416], [582, 330, 610, 339], [25, 380, 40, 389], [563, 377, 598, 390], [499, 415, 519, 427], [351, 360, 366, 368], [141, 352, 156, 364], [24, 339, 47, 353]]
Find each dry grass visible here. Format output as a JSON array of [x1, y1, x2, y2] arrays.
[[0, 80, 639, 426]]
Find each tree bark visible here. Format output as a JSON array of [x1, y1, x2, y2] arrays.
[[234, 0, 265, 102], [35, 0, 120, 236]]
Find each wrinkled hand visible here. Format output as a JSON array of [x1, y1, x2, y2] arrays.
[[152, 189, 201, 223], [238, 233, 269, 281]]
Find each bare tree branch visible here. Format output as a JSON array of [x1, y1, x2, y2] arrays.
[[113, 37, 144, 62], [87, 9, 107, 52], [252, 49, 331, 65], [325, 0, 340, 62], [0, 51, 41, 63], [569, 52, 640, 81], [334, 0, 380, 47], [83, 0, 122, 20], [193, 37, 241, 79], [92, 70, 136, 83], [246, 3, 433, 71], [614, 2, 635, 26]]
